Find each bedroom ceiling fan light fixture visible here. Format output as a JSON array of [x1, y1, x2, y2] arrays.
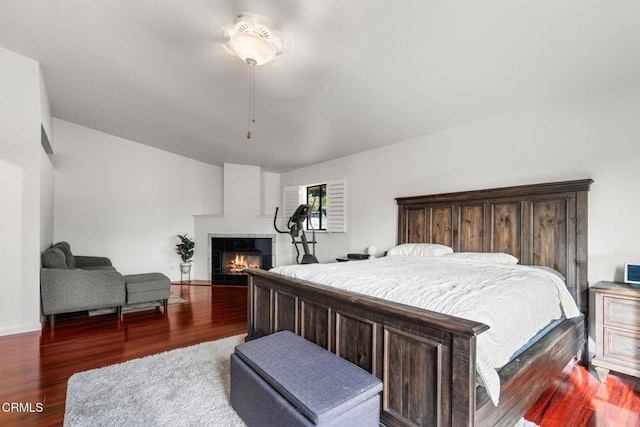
[[221, 13, 285, 66], [221, 13, 286, 139]]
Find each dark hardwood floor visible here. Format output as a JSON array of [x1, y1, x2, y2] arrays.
[[525, 361, 640, 426], [0, 282, 638, 426], [0, 282, 247, 427]]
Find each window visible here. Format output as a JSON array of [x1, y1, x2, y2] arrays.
[[282, 178, 346, 233], [306, 184, 327, 230]]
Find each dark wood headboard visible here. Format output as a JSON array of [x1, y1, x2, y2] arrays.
[[396, 179, 593, 312]]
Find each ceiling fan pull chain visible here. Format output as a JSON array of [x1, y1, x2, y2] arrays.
[[247, 59, 257, 139]]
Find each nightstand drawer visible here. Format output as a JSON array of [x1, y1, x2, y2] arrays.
[[603, 328, 640, 366], [603, 295, 640, 332]]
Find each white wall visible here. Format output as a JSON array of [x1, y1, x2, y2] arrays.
[[39, 71, 53, 151], [223, 163, 262, 216], [53, 119, 223, 281], [40, 150, 55, 251], [261, 171, 280, 216], [40, 70, 55, 251], [0, 159, 25, 333], [282, 86, 640, 284], [0, 47, 44, 335]]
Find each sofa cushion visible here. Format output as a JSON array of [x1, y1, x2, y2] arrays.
[[54, 242, 77, 268], [124, 273, 170, 292], [124, 273, 171, 305], [80, 266, 118, 272], [41, 247, 68, 269]]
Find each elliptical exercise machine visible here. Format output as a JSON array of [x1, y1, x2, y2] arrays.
[[273, 204, 319, 264]]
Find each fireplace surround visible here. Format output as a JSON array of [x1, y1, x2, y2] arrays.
[[209, 234, 274, 284]]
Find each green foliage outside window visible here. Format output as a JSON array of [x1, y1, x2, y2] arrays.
[[307, 184, 327, 230]]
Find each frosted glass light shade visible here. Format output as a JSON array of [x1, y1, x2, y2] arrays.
[[229, 33, 277, 65]]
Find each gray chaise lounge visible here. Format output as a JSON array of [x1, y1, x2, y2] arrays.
[[40, 242, 171, 326], [40, 242, 126, 326]]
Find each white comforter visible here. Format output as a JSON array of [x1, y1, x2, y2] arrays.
[[270, 256, 580, 405]]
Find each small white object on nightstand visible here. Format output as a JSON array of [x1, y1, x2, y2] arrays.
[[367, 246, 377, 259]]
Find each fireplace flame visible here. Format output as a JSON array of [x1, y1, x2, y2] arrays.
[[227, 253, 260, 273]]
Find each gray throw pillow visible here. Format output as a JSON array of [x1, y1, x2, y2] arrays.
[[54, 242, 77, 268], [41, 247, 68, 269]]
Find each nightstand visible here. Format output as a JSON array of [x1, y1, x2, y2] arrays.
[[590, 281, 640, 382]]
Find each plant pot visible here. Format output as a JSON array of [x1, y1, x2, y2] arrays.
[[180, 263, 192, 283]]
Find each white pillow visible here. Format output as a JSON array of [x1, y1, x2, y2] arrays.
[[442, 252, 519, 265], [387, 243, 454, 257]]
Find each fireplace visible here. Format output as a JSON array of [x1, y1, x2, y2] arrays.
[[210, 235, 274, 284]]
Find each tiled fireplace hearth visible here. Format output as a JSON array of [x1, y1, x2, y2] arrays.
[[209, 234, 275, 285]]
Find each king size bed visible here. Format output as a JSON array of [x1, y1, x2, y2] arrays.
[[244, 179, 592, 426]]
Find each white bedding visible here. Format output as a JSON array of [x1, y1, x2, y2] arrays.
[[270, 256, 580, 405]]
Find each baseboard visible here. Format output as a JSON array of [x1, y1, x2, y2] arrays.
[[0, 322, 42, 337]]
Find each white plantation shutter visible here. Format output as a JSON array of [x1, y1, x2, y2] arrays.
[[326, 178, 347, 232], [282, 185, 302, 227]]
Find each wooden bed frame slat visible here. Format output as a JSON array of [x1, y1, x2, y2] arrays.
[[245, 179, 592, 426]]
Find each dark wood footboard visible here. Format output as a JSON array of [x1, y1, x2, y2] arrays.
[[245, 268, 585, 427], [246, 268, 489, 426]]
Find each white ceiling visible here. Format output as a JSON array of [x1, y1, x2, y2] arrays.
[[1, 1, 640, 172]]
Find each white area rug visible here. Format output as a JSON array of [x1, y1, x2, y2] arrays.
[[514, 418, 539, 427], [64, 334, 246, 426], [88, 292, 185, 316], [64, 334, 539, 426]]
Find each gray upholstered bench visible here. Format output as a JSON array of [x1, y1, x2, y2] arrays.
[[231, 331, 383, 427], [123, 273, 171, 314]]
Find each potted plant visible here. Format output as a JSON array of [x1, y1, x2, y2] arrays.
[[176, 234, 195, 282]]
